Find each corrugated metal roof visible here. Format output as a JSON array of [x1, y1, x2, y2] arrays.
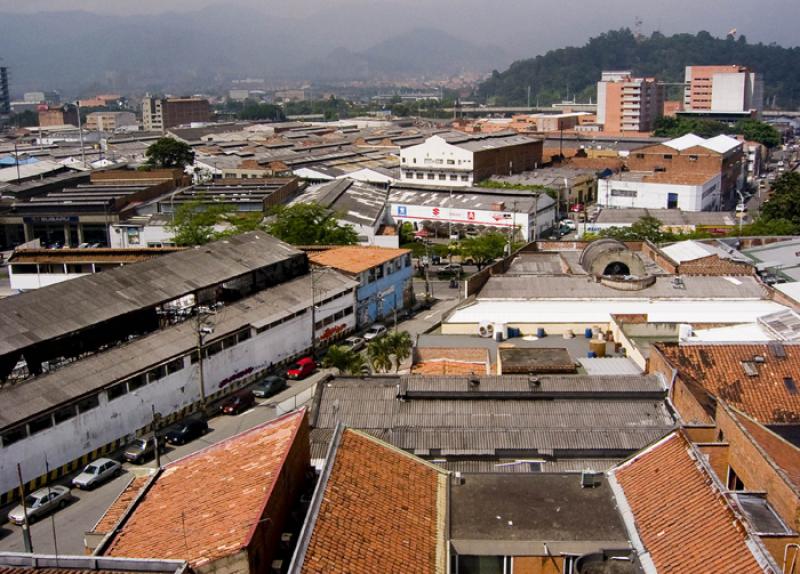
[[0, 271, 356, 429], [310, 377, 674, 457], [0, 233, 302, 358]]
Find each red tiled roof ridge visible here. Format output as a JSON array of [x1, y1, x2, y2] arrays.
[[612, 431, 776, 572], [161, 408, 305, 471]]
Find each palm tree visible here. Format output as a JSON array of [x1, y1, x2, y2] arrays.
[[322, 345, 357, 373], [367, 336, 394, 374], [387, 330, 413, 372], [346, 352, 368, 376]]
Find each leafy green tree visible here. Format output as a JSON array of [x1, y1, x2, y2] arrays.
[[739, 217, 798, 236], [367, 336, 394, 374], [760, 172, 800, 230], [599, 216, 676, 243], [322, 345, 366, 375], [237, 100, 285, 121], [167, 200, 231, 246], [145, 137, 195, 169], [267, 202, 358, 245], [386, 330, 412, 372], [653, 117, 729, 139], [459, 232, 508, 269], [735, 119, 781, 148]]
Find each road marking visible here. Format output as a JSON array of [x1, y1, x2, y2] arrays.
[[423, 312, 436, 320]]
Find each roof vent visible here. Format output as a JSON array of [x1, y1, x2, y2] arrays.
[[753, 355, 766, 364], [528, 375, 541, 390], [769, 342, 786, 359], [468, 374, 481, 388], [581, 471, 603, 488], [742, 362, 759, 377]]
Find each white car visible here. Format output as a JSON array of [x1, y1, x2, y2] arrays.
[[363, 324, 387, 341], [7, 486, 70, 525], [559, 218, 577, 230], [72, 458, 122, 489], [342, 336, 366, 352]]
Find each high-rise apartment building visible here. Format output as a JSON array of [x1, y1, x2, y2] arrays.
[[0, 67, 10, 120], [684, 65, 763, 114], [597, 71, 665, 133], [142, 95, 211, 132]]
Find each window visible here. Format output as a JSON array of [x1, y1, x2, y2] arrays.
[[456, 555, 508, 574], [166, 358, 184, 375], [412, 158, 416, 164], [447, 159, 455, 165], [563, 556, 580, 574], [127, 374, 146, 391], [416, 172, 424, 179], [237, 330, 251, 343], [727, 466, 745, 491], [53, 405, 77, 424], [221, 334, 237, 349], [1, 426, 27, 447], [689, 154, 698, 161], [107, 382, 128, 401], [450, 175, 458, 181], [663, 154, 673, 160], [610, 189, 637, 198], [77, 395, 99, 413], [191, 350, 200, 363], [11, 264, 37, 274], [427, 173, 435, 180], [376, 265, 384, 280], [635, 153, 645, 159], [28, 414, 53, 435], [206, 341, 223, 356], [461, 175, 469, 181], [434, 158, 443, 164], [147, 365, 166, 383], [438, 174, 446, 180]]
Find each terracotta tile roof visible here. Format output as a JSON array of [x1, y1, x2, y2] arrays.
[[657, 343, 800, 423], [412, 347, 491, 375], [412, 361, 488, 375], [734, 411, 800, 491], [613, 433, 771, 573], [92, 474, 151, 535], [415, 347, 489, 363], [308, 246, 410, 275], [105, 410, 306, 568], [297, 429, 447, 574]]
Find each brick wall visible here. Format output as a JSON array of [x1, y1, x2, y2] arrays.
[[696, 442, 730, 480], [716, 406, 800, 531], [473, 140, 544, 181], [648, 346, 715, 424], [641, 241, 678, 274], [246, 413, 311, 573], [678, 255, 756, 276]]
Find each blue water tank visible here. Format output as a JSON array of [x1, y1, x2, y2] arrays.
[[536, 327, 545, 338], [584, 327, 593, 339], [587, 351, 597, 358]]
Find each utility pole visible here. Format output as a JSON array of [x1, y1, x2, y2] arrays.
[[16, 463, 33, 553], [151, 405, 162, 469], [44, 458, 60, 563], [424, 240, 432, 300], [13, 140, 21, 185], [310, 266, 318, 357], [75, 101, 86, 168], [195, 306, 214, 412], [448, 188, 454, 266]]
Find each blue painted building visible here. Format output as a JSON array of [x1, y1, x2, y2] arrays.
[[309, 246, 414, 328]]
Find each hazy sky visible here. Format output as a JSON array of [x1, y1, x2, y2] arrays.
[[0, 0, 798, 57]]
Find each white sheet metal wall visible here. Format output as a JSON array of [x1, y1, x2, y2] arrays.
[[0, 291, 355, 496]]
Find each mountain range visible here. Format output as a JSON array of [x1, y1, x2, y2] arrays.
[[0, 5, 508, 96]]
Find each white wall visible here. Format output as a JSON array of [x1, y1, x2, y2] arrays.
[[109, 224, 175, 248], [712, 73, 748, 112], [399, 136, 473, 187], [597, 174, 721, 212], [0, 290, 355, 494], [9, 270, 87, 291]]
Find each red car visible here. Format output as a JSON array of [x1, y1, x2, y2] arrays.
[[220, 390, 255, 415], [569, 203, 585, 213], [286, 357, 316, 380]]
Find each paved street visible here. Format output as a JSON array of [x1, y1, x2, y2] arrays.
[[0, 295, 459, 555]]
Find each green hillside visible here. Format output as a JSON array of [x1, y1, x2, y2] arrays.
[[477, 29, 800, 109]]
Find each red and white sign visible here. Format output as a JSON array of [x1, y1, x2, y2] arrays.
[[432, 207, 441, 217], [467, 211, 476, 220]]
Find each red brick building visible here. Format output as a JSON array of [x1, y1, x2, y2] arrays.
[[100, 410, 311, 574]]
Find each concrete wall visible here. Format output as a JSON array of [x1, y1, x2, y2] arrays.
[[0, 291, 354, 498], [597, 174, 721, 212]]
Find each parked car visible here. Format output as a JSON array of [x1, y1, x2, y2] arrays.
[[413, 229, 431, 241], [72, 458, 122, 490], [342, 336, 366, 352], [252, 375, 287, 399], [286, 357, 316, 380], [220, 390, 256, 415], [437, 264, 463, 279], [569, 203, 585, 213], [8, 486, 70, 525], [363, 324, 387, 341], [123, 436, 164, 464], [164, 418, 209, 445], [559, 218, 577, 230]]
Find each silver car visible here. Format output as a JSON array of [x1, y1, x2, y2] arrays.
[[7, 485, 71, 525], [72, 458, 122, 489], [342, 336, 365, 352]]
